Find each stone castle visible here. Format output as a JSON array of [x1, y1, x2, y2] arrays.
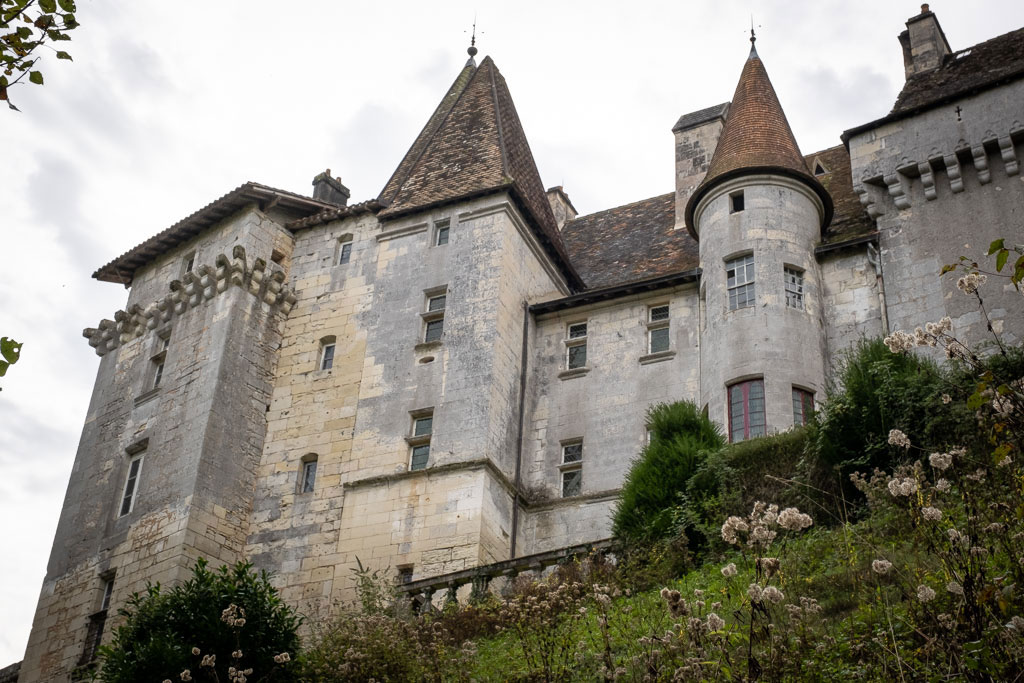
[[11, 5, 1024, 680]]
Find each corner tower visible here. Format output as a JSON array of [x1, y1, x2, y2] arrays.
[[686, 36, 833, 441]]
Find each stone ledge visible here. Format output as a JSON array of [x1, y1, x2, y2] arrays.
[[638, 349, 676, 365], [133, 388, 160, 408], [558, 366, 590, 380]]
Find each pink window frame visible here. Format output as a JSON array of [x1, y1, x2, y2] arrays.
[[728, 379, 765, 442]]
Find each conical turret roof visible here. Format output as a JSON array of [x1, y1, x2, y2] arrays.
[[684, 44, 832, 237], [378, 56, 581, 289]]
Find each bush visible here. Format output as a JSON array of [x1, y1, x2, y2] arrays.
[[98, 559, 300, 683], [816, 338, 971, 478], [612, 401, 724, 544]]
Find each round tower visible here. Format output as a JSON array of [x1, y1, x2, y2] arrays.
[[686, 37, 833, 442]]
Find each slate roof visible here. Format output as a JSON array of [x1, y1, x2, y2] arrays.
[[892, 27, 1024, 116], [93, 183, 336, 284], [561, 193, 697, 290], [808, 145, 876, 245], [377, 56, 581, 289], [672, 102, 730, 133], [560, 144, 874, 291], [684, 44, 832, 236]]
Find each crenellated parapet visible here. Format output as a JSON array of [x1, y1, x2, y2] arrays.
[[83, 246, 298, 357], [853, 123, 1022, 215]]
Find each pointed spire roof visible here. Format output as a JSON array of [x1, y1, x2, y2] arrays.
[[378, 56, 581, 289], [684, 42, 832, 237]]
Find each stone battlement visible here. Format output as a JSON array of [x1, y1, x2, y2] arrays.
[[83, 246, 297, 356]]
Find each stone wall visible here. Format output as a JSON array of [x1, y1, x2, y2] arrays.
[[848, 80, 1024, 350]]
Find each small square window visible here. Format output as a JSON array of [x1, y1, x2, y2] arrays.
[[649, 327, 670, 354], [397, 565, 414, 584], [410, 444, 430, 470], [424, 319, 444, 343], [730, 191, 744, 213], [301, 457, 318, 493], [562, 442, 582, 464], [785, 267, 804, 310], [338, 239, 353, 265], [413, 416, 433, 437], [434, 220, 450, 246], [649, 305, 669, 322], [568, 322, 587, 339], [561, 469, 582, 497], [427, 295, 446, 312]]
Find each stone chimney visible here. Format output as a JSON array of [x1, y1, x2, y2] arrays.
[[312, 169, 351, 206], [672, 102, 729, 231], [898, 4, 951, 79], [546, 186, 577, 230]]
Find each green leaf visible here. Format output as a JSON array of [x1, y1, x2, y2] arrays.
[[28, 69, 42, 84], [57, 0, 77, 11], [967, 391, 985, 411], [940, 264, 957, 275], [987, 238, 1005, 255], [55, 50, 71, 60], [39, 0, 56, 12], [0, 337, 22, 364], [996, 249, 1009, 272]]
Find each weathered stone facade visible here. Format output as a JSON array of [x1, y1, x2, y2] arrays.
[[16, 8, 1024, 680]]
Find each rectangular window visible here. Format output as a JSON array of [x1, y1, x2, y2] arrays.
[[726, 255, 755, 310], [183, 252, 195, 274], [409, 411, 433, 471], [320, 343, 335, 370], [423, 292, 447, 343], [648, 305, 670, 353], [560, 440, 583, 497], [119, 454, 144, 517], [434, 220, 450, 246], [152, 362, 165, 389], [566, 322, 588, 370], [338, 238, 353, 265], [785, 267, 804, 309], [730, 191, 744, 213], [397, 565, 414, 584], [301, 457, 317, 493], [100, 578, 115, 612], [792, 387, 814, 426], [79, 613, 107, 666], [728, 379, 766, 442]]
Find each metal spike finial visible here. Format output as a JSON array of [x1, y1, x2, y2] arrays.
[[748, 16, 759, 58], [466, 16, 479, 63]]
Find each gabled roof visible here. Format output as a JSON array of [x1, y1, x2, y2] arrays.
[[844, 27, 1024, 142], [684, 43, 832, 237], [377, 56, 581, 290], [93, 183, 336, 284], [561, 193, 697, 290]]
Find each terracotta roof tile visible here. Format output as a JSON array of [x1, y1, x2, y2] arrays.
[[561, 193, 697, 290], [377, 56, 581, 289], [685, 46, 832, 236]]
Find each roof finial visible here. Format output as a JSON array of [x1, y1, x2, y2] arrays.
[[466, 16, 479, 66], [748, 16, 759, 59]]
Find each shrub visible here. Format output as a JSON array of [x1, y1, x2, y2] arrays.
[[816, 338, 972, 493], [612, 401, 724, 543], [98, 558, 300, 682]]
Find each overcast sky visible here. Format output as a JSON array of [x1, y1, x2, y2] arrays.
[[2, 0, 1023, 664]]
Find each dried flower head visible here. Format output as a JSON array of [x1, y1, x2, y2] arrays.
[[946, 581, 964, 596], [929, 452, 953, 470], [762, 586, 785, 604], [872, 559, 893, 575], [180, 673, 192, 683], [888, 429, 911, 448], [720, 562, 737, 578], [707, 612, 726, 631], [917, 585, 937, 603], [921, 506, 943, 521], [273, 652, 292, 664], [941, 393, 952, 404], [747, 583, 763, 603], [935, 478, 951, 493], [778, 507, 813, 531], [191, 647, 201, 656], [957, 272, 987, 294]]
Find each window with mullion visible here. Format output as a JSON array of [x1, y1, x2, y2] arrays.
[[566, 322, 588, 369], [728, 379, 766, 442], [784, 267, 804, 309]]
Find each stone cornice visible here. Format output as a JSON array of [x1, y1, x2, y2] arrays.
[[83, 246, 297, 357]]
